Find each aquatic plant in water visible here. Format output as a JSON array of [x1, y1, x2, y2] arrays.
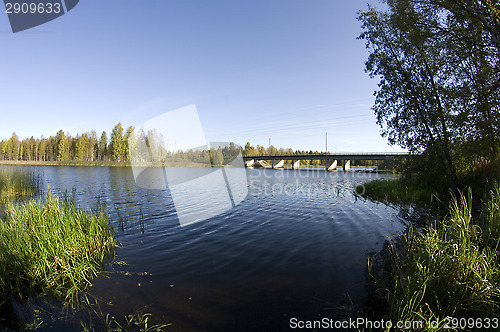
[[0, 192, 116, 327]]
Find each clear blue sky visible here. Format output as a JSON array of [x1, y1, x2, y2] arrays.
[[0, 0, 401, 152]]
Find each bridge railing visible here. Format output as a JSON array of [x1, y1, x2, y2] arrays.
[[242, 152, 411, 158]]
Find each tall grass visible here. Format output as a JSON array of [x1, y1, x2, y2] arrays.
[[361, 178, 441, 205], [0, 168, 40, 201], [380, 188, 500, 330], [80, 297, 170, 332], [0, 192, 116, 324]]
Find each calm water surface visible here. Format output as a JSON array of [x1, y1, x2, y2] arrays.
[[10, 166, 406, 331]]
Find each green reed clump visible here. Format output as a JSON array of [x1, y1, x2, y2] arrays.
[[479, 184, 500, 252], [383, 188, 500, 330], [80, 297, 170, 332], [361, 178, 439, 205], [0, 168, 40, 201], [0, 193, 116, 314]]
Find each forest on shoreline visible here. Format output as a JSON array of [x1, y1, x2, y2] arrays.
[[0, 127, 381, 167]]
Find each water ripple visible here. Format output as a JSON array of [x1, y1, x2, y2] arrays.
[[22, 166, 403, 331]]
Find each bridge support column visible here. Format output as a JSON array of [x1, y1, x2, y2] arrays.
[[259, 160, 271, 168], [326, 159, 337, 171], [273, 159, 285, 168], [343, 160, 351, 172], [292, 160, 300, 169]]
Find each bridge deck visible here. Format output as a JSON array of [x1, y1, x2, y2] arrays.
[[242, 153, 409, 161]]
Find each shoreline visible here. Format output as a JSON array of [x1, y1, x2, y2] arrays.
[[0, 160, 130, 167], [0, 160, 389, 172], [0, 160, 210, 168], [361, 177, 500, 327], [0, 160, 131, 167]]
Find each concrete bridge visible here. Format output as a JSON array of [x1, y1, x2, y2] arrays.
[[242, 152, 409, 171]]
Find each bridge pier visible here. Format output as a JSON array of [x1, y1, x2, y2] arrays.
[[263, 160, 272, 168], [326, 159, 337, 171], [273, 159, 285, 168], [242, 153, 407, 169], [343, 160, 351, 172]]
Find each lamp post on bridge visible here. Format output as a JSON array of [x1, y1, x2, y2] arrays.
[[325, 132, 328, 154]]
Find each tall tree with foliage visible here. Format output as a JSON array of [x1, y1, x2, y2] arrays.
[[124, 126, 135, 162], [434, 0, 500, 161], [8, 133, 20, 160], [110, 123, 125, 162], [75, 134, 86, 161], [256, 145, 266, 156], [38, 137, 47, 161], [267, 145, 278, 156], [98, 131, 108, 161], [88, 131, 98, 161], [359, 0, 500, 189], [56, 130, 69, 161]]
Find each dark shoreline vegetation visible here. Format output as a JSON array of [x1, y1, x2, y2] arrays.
[[363, 183, 500, 329], [356, 0, 500, 329], [361, 178, 441, 205]]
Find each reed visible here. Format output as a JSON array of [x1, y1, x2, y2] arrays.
[[80, 297, 170, 332], [381, 188, 500, 330], [0, 168, 40, 201], [361, 178, 440, 204], [0, 192, 116, 324]]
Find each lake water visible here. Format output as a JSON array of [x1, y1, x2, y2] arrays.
[[6, 166, 406, 331]]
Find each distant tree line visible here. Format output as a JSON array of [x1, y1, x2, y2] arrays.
[[0, 123, 134, 163], [0, 126, 378, 166], [0, 125, 242, 166]]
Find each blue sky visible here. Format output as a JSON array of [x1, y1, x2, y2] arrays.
[[0, 0, 401, 152]]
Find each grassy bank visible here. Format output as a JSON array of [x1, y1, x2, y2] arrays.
[[0, 169, 40, 201], [368, 187, 500, 330], [0, 193, 116, 329], [361, 177, 442, 205]]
